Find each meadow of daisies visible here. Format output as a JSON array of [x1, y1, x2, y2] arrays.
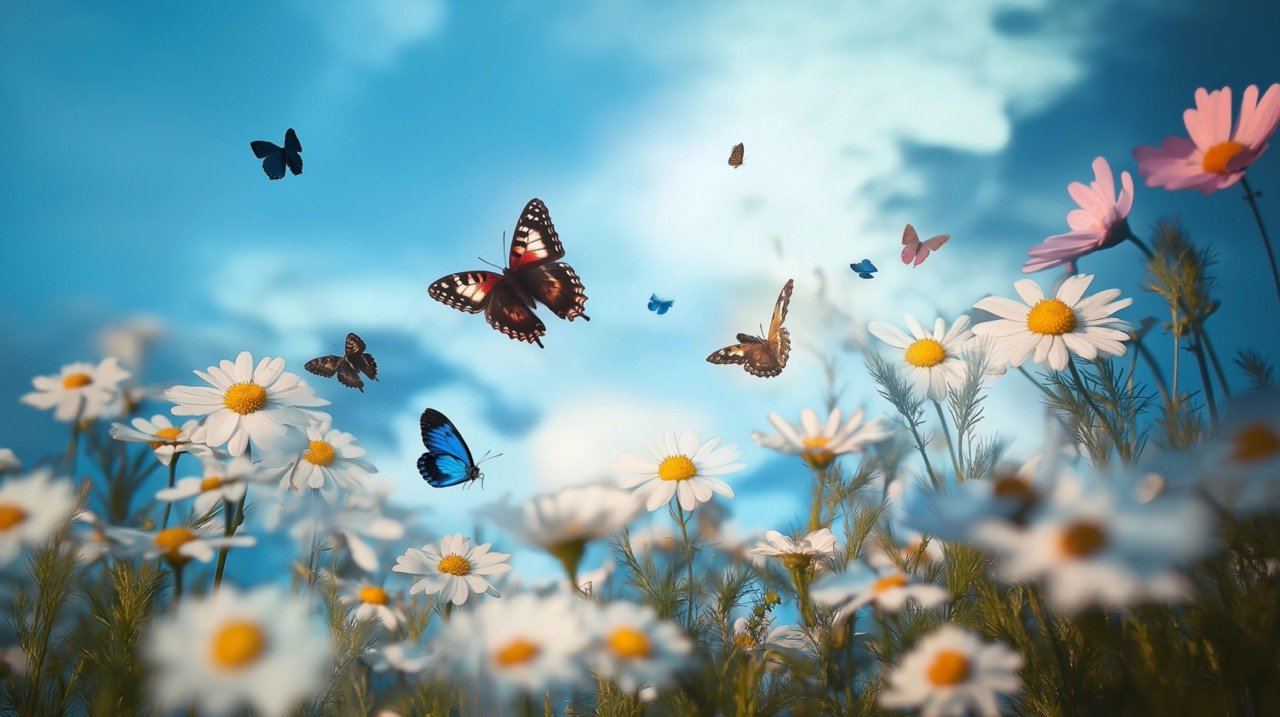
[[2, 84, 1280, 717]]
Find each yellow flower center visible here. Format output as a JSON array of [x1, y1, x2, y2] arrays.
[[657, 455, 697, 481], [993, 477, 1032, 499], [154, 528, 197, 561], [1231, 423, 1280, 464], [1060, 521, 1107, 557], [926, 649, 972, 686], [904, 338, 948, 368], [734, 633, 757, 650], [1202, 140, 1246, 174], [148, 426, 184, 449], [872, 573, 907, 594], [62, 372, 93, 389], [437, 554, 472, 576], [223, 383, 267, 415], [1026, 299, 1078, 336], [210, 620, 268, 671], [359, 586, 390, 605], [0, 504, 29, 531], [607, 627, 653, 659], [200, 476, 224, 491], [801, 436, 836, 470], [304, 440, 336, 466], [494, 639, 540, 667]]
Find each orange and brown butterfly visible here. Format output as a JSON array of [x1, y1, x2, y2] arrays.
[[306, 332, 378, 392], [706, 278, 794, 378], [728, 142, 745, 168]]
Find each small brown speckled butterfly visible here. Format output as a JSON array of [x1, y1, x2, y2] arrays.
[[706, 278, 794, 378], [305, 332, 378, 392], [728, 142, 745, 168]]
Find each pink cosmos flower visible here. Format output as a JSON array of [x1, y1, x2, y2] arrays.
[[1024, 157, 1134, 274], [1133, 84, 1280, 194]]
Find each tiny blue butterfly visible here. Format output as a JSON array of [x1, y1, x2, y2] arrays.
[[648, 294, 674, 315], [850, 259, 878, 279]]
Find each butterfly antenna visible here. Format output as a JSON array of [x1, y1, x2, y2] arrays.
[[478, 256, 503, 270], [478, 450, 504, 466]]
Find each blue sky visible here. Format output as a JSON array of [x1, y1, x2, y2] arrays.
[[3, 0, 1279, 570]]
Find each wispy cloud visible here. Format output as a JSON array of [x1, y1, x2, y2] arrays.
[[295, 0, 446, 69]]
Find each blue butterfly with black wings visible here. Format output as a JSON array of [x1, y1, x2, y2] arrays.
[[418, 408, 494, 487]]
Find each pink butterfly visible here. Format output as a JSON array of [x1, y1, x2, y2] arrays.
[[900, 224, 950, 266]]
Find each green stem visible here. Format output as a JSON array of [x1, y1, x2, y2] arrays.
[[1129, 232, 1231, 401], [1026, 588, 1072, 703], [64, 396, 86, 478], [171, 562, 185, 605], [932, 401, 963, 482], [212, 495, 245, 589], [807, 469, 825, 532], [1190, 334, 1219, 424], [1066, 361, 1126, 461], [671, 502, 696, 630], [1241, 177, 1280, 309], [161, 452, 180, 530], [1017, 365, 1057, 401], [1132, 332, 1173, 411], [903, 418, 939, 489], [1169, 304, 1181, 402]]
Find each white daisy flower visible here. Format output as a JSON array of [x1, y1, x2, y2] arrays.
[[147, 585, 331, 717], [435, 592, 589, 705], [1182, 389, 1280, 515], [811, 563, 948, 623], [868, 315, 976, 401], [879, 624, 1022, 717], [0, 469, 78, 566], [109, 415, 209, 465], [265, 491, 405, 573], [335, 577, 407, 631], [747, 528, 840, 572], [909, 457, 1049, 542], [164, 351, 330, 457], [615, 430, 744, 512], [270, 423, 376, 501], [489, 484, 640, 580], [971, 274, 1133, 372], [21, 357, 130, 422], [751, 407, 890, 470], [731, 615, 812, 667], [393, 534, 512, 605], [0, 449, 21, 475], [107, 524, 256, 566], [587, 602, 691, 693], [155, 456, 271, 515], [972, 474, 1214, 613], [365, 641, 433, 675]]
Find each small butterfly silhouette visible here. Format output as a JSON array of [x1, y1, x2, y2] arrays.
[[305, 332, 377, 392], [707, 279, 794, 378], [428, 199, 588, 348], [728, 142, 745, 168], [901, 224, 950, 266], [250, 128, 302, 180], [648, 294, 674, 315], [850, 259, 878, 279]]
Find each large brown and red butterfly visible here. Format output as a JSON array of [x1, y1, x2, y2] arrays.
[[306, 332, 378, 392], [428, 199, 589, 348], [706, 278, 794, 378]]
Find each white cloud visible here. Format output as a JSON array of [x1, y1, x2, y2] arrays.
[[297, 0, 445, 68]]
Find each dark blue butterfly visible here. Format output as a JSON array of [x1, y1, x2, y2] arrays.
[[850, 259, 878, 279], [417, 409, 496, 487], [250, 128, 302, 180], [648, 294, 674, 315]]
